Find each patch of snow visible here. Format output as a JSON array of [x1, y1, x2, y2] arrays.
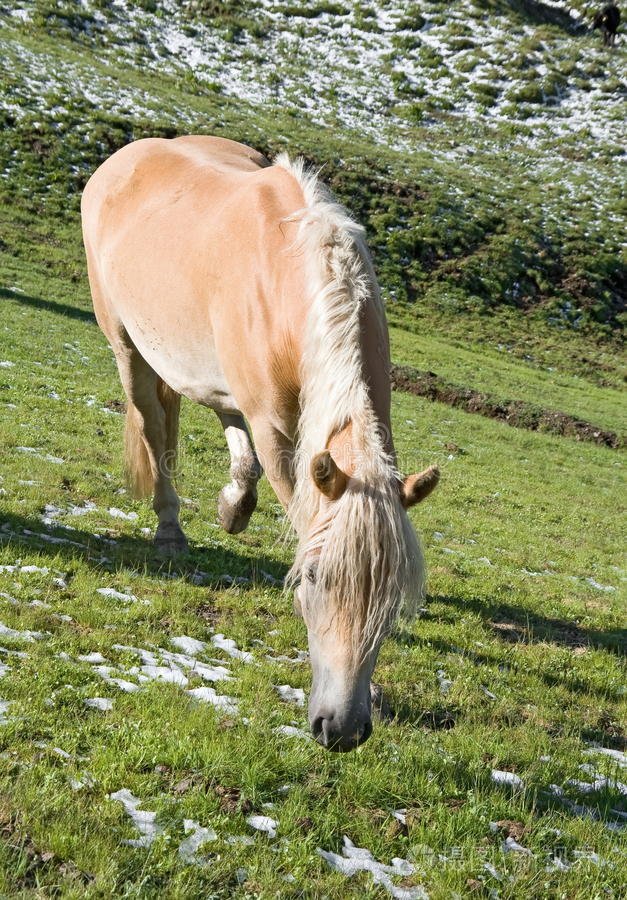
[[211, 633, 253, 663], [15, 447, 64, 463], [171, 635, 207, 655], [108, 507, 138, 521], [584, 746, 627, 769], [84, 697, 113, 710], [318, 836, 428, 900], [274, 684, 305, 706], [483, 862, 503, 880], [187, 686, 239, 715], [95, 666, 141, 693], [0, 622, 45, 642], [247, 815, 278, 838], [572, 849, 604, 864], [132, 665, 188, 686], [0, 564, 49, 575], [109, 788, 163, 848], [0, 699, 10, 724], [437, 670, 452, 694], [49, 746, 72, 759], [68, 501, 98, 516], [273, 724, 311, 740], [546, 855, 571, 872], [266, 649, 309, 663], [491, 770, 524, 789], [178, 818, 217, 862], [586, 578, 616, 592], [78, 652, 108, 664], [96, 587, 138, 603], [70, 772, 95, 791], [502, 836, 532, 855]]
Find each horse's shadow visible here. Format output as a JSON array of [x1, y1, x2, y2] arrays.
[[395, 592, 626, 656], [386, 594, 625, 832], [387, 591, 625, 740], [0, 509, 289, 588], [0, 286, 96, 324]]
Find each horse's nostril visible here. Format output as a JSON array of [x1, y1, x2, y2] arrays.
[[311, 716, 325, 740], [311, 711, 372, 750], [359, 719, 373, 745]]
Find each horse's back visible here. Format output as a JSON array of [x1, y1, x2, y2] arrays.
[[82, 136, 271, 237], [82, 137, 307, 421]]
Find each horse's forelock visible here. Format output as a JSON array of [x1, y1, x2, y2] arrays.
[[289, 478, 424, 657]]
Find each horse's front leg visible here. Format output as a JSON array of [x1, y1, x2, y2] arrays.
[[215, 413, 262, 534]]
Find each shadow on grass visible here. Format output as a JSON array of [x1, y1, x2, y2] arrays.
[[389, 698, 462, 732], [478, 770, 626, 832], [404, 592, 626, 655], [1, 286, 96, 324], [388, 593, 625, 746], [0, 509, 288, 587], [496, 0, 586, 32]]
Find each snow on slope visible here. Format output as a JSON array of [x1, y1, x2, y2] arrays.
[[2, 0, 625, 152]]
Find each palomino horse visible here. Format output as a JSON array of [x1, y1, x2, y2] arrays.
[[82, 136, 439, 751]]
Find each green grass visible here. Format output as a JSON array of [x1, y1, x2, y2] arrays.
[[0, 242, 625, 898], [388, 327, 626, 435], [0, 1, 625, 896], [1, 2, 626, 344]]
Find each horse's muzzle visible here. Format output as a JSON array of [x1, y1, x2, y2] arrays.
[[310, 710, 373, 752]]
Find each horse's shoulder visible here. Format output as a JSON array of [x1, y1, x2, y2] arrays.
[[241, 165, 307, 223]]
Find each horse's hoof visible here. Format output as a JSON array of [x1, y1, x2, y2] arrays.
[[155, 524, 189, 556], [218, 483, 257, 534], [370, 683, 393, 722], [155, 539, 188, 557]]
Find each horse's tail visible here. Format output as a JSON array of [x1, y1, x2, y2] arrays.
[[125, 379, 181, 498]]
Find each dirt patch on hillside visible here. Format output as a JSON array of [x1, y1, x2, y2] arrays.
[[390, 365, 623, 448]]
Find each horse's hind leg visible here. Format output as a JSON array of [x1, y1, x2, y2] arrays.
[[215, 413, 261, 534], [116, 340, 188, 554]]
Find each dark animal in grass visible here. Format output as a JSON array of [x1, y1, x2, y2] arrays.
[[593, 3, 620, 46]]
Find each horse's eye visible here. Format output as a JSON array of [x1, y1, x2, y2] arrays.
[[305, 564, 317, 584]]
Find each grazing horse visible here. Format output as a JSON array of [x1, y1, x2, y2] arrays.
[[82, 137, 439, 751], [593, 3, 620, 45]]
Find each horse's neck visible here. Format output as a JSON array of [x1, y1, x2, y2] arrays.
[[357, 290, 394, 459], [314, 301, 395, 474]]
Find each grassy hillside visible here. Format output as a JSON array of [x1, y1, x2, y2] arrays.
[[0, 1, 625, 898], [1, 0, 626, 349], [0, 252, 625, 899]]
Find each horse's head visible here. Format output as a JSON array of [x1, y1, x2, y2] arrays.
[[292, 450, 439, 752]]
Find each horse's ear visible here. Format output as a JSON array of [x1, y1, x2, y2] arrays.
[[400, 465, 440, 509], [311, 451, 348, 501]]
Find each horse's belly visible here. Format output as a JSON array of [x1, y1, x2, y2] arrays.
[[122, 313, 241, 414]]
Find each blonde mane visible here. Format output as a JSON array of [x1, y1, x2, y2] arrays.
[[274, 154, 425, 654]]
